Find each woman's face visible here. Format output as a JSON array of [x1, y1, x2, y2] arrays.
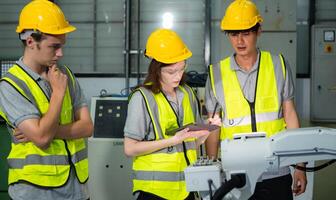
[[160, 60, 186, 90]]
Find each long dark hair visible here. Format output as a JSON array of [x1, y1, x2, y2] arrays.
[[140, 59, 187, 93]]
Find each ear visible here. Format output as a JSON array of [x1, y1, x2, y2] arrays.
[[25, 36, 35, 49]]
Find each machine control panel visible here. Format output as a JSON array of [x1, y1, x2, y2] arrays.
[[91, 97, 128, 138]]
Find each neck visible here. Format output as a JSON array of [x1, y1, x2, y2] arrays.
[[235, 50, 258, 72], [22, 52, 46, 75], [161, 85, 176, 97]]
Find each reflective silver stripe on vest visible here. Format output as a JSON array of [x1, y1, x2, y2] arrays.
[[5, 73, 39, 108], [62, 66, 76, 109], [211, 63, 225, 108], [133, 170, 185, 182], [71, 146, 88, 163], [8, 154, 69, 169], [137, 88, 164, 140], [153, 141, 196, 154], [222, 111, 281, 127]]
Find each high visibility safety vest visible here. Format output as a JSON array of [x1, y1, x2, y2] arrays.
[[209, 51, 287, 140], [0, 64, 88, 187], [131, 85, 198, 200]]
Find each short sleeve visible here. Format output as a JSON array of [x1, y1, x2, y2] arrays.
[[282, 59, 295, 101], [0, 81, 40, 127], [204, 76, 220, 114], [63, 67, 88, 111], [123, 91, 151, 140]]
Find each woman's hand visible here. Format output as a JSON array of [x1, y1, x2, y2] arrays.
[[172, 128, 210, 145]]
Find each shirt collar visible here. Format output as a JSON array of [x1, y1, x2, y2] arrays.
[[162, 86, 184, 103], [16, 57, 43, 81], [230, 49, 260, 73]]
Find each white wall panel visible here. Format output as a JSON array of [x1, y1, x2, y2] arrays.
[[0, 1, 28, 22], [0, 24, 22, 59], [97, 0, 124, 21], [96, 23, 124, 73], [140, 0, 204, 21], [61, 1, 94, 22], [135, 0, 206, 74], [59, 0, 125, 74], [60, 23, 94, 72]]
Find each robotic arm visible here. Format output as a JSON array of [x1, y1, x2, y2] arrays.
[[184, 127, 336, 200]]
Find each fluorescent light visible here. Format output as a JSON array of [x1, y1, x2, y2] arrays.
[[162, 12, 174, 29]]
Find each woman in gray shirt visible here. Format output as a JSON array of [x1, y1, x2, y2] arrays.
[[123, 29, 217, 200]]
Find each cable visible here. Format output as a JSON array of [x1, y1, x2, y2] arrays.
[[120, 87, 132, 96], [291, 159, 336, 172], [208, 179, 213, 200], [212, 174, 246, 200], [99, 87, 135, 98]]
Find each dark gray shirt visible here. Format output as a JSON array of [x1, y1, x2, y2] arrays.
[[0, 58, 89, 200]]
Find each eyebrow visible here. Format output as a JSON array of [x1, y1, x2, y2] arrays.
[[49, 43, 63, 48]]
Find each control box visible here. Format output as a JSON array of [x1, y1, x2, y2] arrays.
[[184, 158, 222, 192], [311, 24, 336, 121]]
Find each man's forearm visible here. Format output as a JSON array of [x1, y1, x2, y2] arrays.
[[56, 119, 93, 139], [205, 130, 220, 159], [17, 91, 65, 149]]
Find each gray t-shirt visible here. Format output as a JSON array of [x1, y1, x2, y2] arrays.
[[205, 51, 295, 180], [124, 87, 203, 141], [0, 59, 89, 200]]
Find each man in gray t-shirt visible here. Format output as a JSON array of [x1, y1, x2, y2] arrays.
[[0, 1, 93, 200], [205, 0, 307, 200]]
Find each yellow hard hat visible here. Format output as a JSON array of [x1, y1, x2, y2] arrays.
[[16, 0, 76, 34], [145, 28, 192, 64], [221, 0, 263, 31]]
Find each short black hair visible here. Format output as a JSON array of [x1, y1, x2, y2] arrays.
[[225, 23, 260, 35]]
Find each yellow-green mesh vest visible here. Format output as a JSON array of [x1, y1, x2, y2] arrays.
[[209, 51, 286, 140], [0, 64, 88, 187], [131, 85, 198, 200]]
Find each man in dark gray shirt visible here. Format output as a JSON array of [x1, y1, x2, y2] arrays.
[[0, 1, 93, 199]]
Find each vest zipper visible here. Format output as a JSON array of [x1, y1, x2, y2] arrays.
[[246, 52, 261, 133], [182, 141, 190, 165], [63, 140, 76, 169], [248, 102, 257, 132]]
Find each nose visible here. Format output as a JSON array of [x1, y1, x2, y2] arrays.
[[56, 48, 63, 57], [237, 33, 244, 44], [176, 71, 184, 80]]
